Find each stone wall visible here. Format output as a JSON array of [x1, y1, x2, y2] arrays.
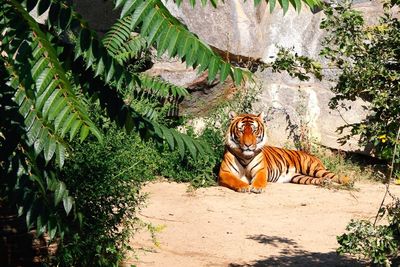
[[162, 0, 383, 154], [69, 0, 385, 154]]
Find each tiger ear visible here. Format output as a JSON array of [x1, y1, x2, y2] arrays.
[[229, 111, 237, 120]]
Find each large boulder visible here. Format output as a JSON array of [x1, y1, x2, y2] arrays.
[[163, 0, 383, 60], [162, 0, 383, 154], [252, 71, 370, 153], [66, 0, 385, 154]]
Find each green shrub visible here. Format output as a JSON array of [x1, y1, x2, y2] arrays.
[[320, 0, 400, 161], [56, 124, 159, 266], [337, 199, 400, 266], [159, 126, 224, 188]]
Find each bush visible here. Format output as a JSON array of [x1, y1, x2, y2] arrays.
[[337, 199, 400, 266], [158, 126, 224, 188], [320, 0, 400, 161], [56, 124, 159, 266]]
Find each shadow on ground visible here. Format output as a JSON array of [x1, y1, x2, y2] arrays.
[[228, 234, 365, 267]]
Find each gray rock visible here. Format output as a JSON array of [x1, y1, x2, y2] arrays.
[[252, 71, 370, 153], [161, 0, 384, 154]]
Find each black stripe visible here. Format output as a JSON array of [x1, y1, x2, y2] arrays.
[[227, 158, 239, 174], [250, 160, 262, 172], [306, 163, 311, 176], [312, 167, 319, 177]]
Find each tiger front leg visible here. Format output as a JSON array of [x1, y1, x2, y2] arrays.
[[249, 159, 267, 193], [219, 152, 250, 192], [250, 170, 267, 193], [218, 172, 250, 192]]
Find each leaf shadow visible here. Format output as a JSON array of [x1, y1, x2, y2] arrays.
[[228, 234, 366, 267]]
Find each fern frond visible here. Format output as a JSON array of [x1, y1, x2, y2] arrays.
[[70, 55, 207, 158], [116, 0, 249, 85], [102, 15, 190, 103], [3, 1, 102, 162], [113, 34, 148, 64], [153, 122, 210, 159], [41, 1, 187, 101], [102, 16, 137, 58], [13, 85, 68, 166], [138, 74, 189, 98]]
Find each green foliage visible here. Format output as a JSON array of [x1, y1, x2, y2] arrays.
[[320, 1, 400, 161], [159, 126, 223, 188], [56, 124, 149, 266], [0, 0, 230, 245], [109, 0, 251, 85], [337, 199, 400, 266], [311, 147, 383, 184], [53, 105, 226, 265], [262, 46, 322, 81]]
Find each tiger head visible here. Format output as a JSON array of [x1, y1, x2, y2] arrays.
[[226, 112, 267, 159]]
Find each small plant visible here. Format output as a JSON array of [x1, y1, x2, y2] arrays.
[[336, 112, 400, 265], [337, 199, 400, 266]]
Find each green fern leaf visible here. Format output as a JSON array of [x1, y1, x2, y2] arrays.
[[208, 57, 220, 82], [141, 8, 158, 35], [79, 125, 90, 142], [8, 0, 102, 149], [120, 0, 141, 18], [181, 134, 197, 159], [103, 16, 133, 55], [44, 137, 57, 162], [162, 126, 175, 150], [56, 143, 66, 167], [233, 68, 244, 86], [279, 0, 290, 13], [117, 0, 249, 85], [174, 131, 185, 158], [34, 127, 48, 156], [54, 106, 69, 131], [128, 0, 154, 26], [113, 35, 148, 63], [219, 62, 231, 83], [147, 19, 166, 45]]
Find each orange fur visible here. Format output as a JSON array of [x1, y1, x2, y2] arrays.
[[219, 112, 349, 193]]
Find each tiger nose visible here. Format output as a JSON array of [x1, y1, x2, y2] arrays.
[[244, 142, 252, 148]]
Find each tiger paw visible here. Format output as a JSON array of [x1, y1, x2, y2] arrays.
[[250, 186, 266, 194], [236, 186, 250, 193]]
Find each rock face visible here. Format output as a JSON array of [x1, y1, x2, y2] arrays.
[[70, 0, 384, 154], [252, 71, 370, 153], [164, 0, 324, 60], [162, 0, 383, 154], [164, 0, 383, 61]]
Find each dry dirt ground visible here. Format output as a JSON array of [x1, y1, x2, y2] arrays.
[[124, 181, 400, 267]]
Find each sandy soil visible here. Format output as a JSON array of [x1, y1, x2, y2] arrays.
[[124, 181, 400, 267]]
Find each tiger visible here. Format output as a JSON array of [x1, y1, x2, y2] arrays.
[[218, 112, 350, 193]]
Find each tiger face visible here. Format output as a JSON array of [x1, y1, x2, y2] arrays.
[[226, 112, 267, 159]]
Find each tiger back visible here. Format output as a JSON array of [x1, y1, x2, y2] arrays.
[[218, 112, 350, 193]]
